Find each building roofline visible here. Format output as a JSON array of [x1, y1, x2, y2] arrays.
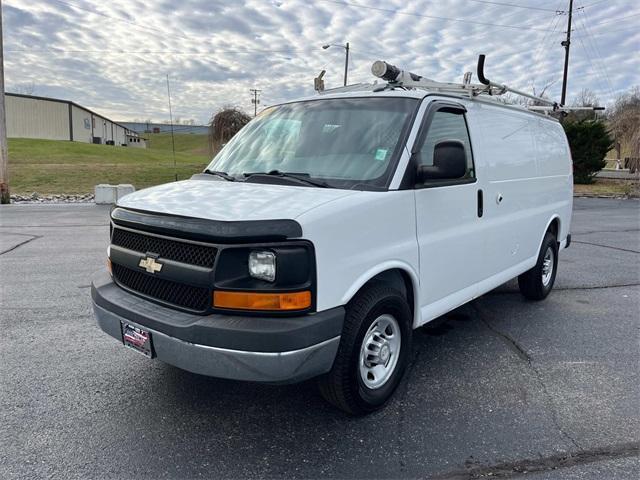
[[5, 92, 137, 134]]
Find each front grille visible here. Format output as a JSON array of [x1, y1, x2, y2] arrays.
[[112, 263, 210, 311], [111, 228, 217, 268]]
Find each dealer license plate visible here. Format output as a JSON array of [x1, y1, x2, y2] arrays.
[[121, 322, 154, 358]]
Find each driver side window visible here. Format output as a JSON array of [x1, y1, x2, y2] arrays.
[[417, 109, 475, 179]]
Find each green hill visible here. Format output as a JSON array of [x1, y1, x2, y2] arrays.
[[8, 136, 212, 194], [146, 132, 210, 157]]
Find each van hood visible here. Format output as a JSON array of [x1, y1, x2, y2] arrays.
[[116, 178, 358, 222]]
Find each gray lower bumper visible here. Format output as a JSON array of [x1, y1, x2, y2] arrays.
[[93, 302, 340, 384]]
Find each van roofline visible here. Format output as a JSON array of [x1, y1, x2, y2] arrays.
[[268, 88, 559, 123]]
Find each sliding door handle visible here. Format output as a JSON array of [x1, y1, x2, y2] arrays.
[[477, 189, 483, 218]]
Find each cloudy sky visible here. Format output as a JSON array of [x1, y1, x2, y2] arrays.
[[3, 0, 638, 124]]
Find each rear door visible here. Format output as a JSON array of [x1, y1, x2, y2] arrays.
[[411, 101, 486, 322]]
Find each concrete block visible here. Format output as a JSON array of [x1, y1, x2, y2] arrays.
[[94, 184, 117, 204], [94, 184, 136, 204], [116, 184, 136, 201]]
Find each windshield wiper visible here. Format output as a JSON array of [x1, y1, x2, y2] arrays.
[[242, 170, 330, 188], [203, 169, 236, 181]]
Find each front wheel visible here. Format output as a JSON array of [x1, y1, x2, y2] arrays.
[[518, 231, 558, 300], [318, 284, 413, 415]]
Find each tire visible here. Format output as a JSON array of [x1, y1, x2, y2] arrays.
[[318, 284, 413, 415], [518, 231, 558, 300]]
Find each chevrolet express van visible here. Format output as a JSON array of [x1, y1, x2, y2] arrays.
[[92, 63, 572, 414]]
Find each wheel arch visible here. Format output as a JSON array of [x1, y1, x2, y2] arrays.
[[538, 215, 561, 253], [340, 262, 421, 328]]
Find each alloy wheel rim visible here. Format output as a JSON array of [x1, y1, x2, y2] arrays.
[[359, 314, 401, 389], [542, 247, 554, 287]]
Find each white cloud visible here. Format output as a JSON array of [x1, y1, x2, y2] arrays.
[[4, 0, 638, 123]]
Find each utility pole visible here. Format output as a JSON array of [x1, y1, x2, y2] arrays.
[[321, 42, 350, 86], [166, 74, 177, 181], [250, 89, 261, 117], [0, 1, 10, 204], [343, 42, 349, 87], [560, 0, 573, 106]]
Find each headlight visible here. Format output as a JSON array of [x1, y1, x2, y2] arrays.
[[249, 251, 276, 282]]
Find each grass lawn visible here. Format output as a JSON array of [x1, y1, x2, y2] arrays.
[[146, 133, 211, 157], [574, 179, 639, 197], [8, 136, 212, 194]]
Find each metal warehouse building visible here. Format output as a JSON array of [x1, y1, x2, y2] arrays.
[[6, 93, 142, 146]]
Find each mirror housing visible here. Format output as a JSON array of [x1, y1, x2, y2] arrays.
[[417, 140, 467, 182]]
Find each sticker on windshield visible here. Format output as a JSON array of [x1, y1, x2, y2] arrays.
[[375, 148, 388, 161]]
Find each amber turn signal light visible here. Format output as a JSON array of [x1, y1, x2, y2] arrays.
[[107, 258, 112, 275], [213, 290, 311, 311]]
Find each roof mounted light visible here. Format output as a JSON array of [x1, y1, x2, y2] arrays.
[[371, 60, 401, 82]]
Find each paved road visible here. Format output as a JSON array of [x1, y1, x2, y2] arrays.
[[1, 198, 638, 479]]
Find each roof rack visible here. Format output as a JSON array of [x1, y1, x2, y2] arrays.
[[367, 54, 604, 115]]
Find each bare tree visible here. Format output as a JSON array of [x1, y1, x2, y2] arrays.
[[208, 107, 251, 155], [498, 80, 557, 108], [607, 86, 640, 160], [531, 82, 557, 106], [572, 88, 600, 108], [566, 88, 601, 122]]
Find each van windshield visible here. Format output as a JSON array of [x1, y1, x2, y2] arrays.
[[206, 97, 418, 190]]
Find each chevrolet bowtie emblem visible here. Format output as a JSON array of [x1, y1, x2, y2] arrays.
[[139, 256, 163, 274]]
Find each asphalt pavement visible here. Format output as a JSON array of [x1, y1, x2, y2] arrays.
[[1, 198, 638, 479]]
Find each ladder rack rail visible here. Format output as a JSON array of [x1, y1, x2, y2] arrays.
[[367, 54, 603, 114], [476, 54, 556, 107]]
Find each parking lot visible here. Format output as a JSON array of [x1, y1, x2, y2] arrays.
[[1, 197, 638, 479]]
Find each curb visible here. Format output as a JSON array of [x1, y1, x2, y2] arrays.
[[573, 194, 639, 199]]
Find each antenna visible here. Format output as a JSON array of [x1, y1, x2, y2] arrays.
[[166, 74, 177, 182]]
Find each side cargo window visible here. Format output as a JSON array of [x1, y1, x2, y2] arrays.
[[415, 108, 475, 185]]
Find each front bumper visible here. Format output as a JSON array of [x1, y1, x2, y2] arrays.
[[91, 270, 344, 383]]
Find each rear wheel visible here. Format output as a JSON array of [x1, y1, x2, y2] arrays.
[[518, 231, 558, 300], [318, 284, 412, 415]]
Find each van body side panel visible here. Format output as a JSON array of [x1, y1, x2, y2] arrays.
[[467, 103, 572, 285], [296, 190, 419, 321], [473, 105, 540, 275], [532, 119, 573, 242]]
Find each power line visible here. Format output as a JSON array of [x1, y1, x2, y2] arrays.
[[317, 0, 559, 32], [579, 0, 612, 8], [5, 48, 307, 55], [341, 7, 558, 58], [531, 4, 565, 77], [456, 0, 560, 12], [575, 22, 638, 36], [574, 35, 609, 100], [577, 9, 615, 98], [48, 0, 191, 41], [589, 11, 640, 26], [529, 14, 564, 94]]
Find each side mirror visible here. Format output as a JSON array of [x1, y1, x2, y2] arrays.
[[417, 140, 467, 182]]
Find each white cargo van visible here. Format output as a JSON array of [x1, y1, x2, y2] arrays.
[[92, 57, 573, 414]]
